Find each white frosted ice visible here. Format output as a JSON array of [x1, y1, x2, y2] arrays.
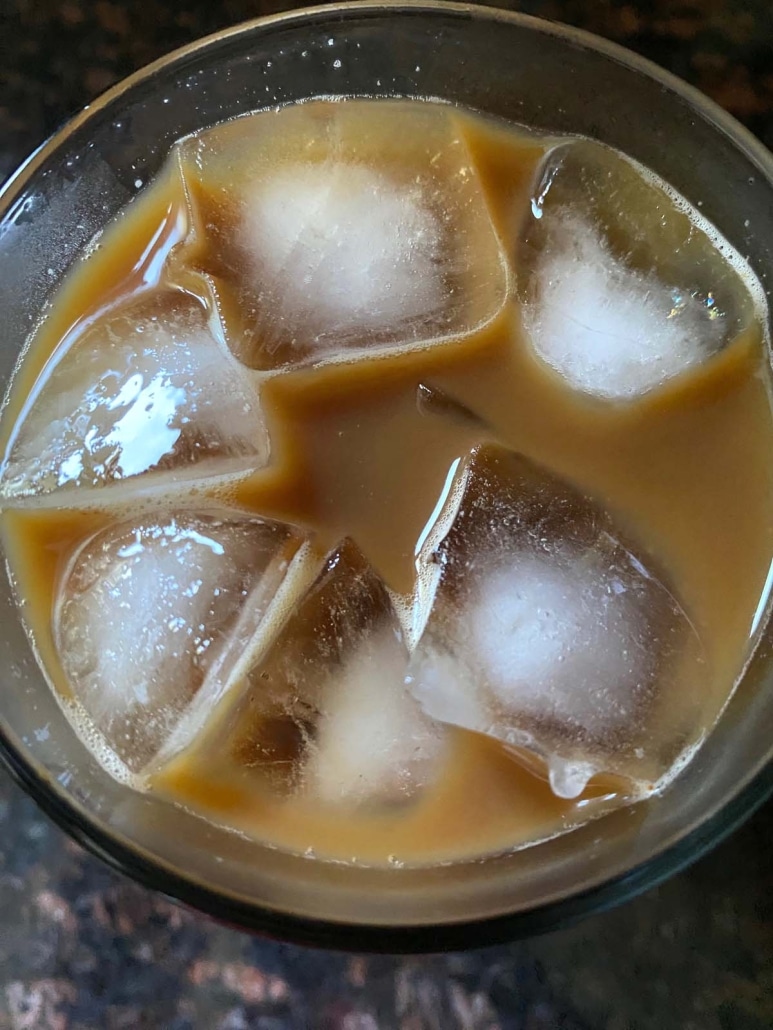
[[242, 164, 447, 351], [305, 627, 447, 807], [1, 295, 268, 505], [56, 511, 293, 774], [523, 214, 726, 400], [470, 556, 645, 730]]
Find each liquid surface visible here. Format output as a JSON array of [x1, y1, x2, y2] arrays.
[[1, 99, 772, 867]]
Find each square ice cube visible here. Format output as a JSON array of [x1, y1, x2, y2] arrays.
[[170, 100, 510, 371], [55, 510, 304, 777], [0, 292, 269, 507], [406, 445, 707, 798], [519, 140, 766, 400]]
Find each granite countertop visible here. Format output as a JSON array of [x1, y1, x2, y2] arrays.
[[1, 1, 773, 1027]]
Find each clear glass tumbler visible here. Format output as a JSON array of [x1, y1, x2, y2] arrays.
[[1, 2, 772, 951]]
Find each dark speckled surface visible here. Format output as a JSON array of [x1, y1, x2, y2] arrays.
[[1, 1, 773, 1027]]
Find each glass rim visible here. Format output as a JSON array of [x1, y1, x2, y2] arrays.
[[4, 0, 773, 206], [3, 713, 772, 951], [2, 0, 773, 950]]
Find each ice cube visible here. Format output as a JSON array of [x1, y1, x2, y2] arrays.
[[406, 446, 706, 798], [55, 510, 301, 776], [520, 140, 765, 400], [172, 99, 509, 371], [184, 541, 447, 807], [0, 292, 268, 506]]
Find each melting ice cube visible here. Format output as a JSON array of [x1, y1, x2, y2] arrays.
[[173, 99, 509, 370], [55, 510, 301, 776], [406, 446, 706, 798], [520, 140, 765, 400], [0, 293, 268, 506], [187, 541, 447, 807]]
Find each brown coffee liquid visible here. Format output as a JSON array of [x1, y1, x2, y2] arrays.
[[2, 100, 772, 867]]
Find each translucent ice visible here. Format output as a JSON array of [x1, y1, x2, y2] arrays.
[[0, 293, 268, 505], [56, 511, 299, 776], [173, 100, 509, 370], [406, 446, 706, 798], [196, 541, 447, 807], [520, 140, 764, 400]]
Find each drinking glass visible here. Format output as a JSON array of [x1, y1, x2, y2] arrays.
[[2, 2, 772, 950]]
